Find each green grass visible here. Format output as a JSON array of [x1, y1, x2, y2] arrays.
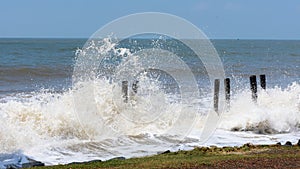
[[33, 144, 300, 169]]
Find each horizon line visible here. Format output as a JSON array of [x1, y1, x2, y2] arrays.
[[1, 36, 300, 41]]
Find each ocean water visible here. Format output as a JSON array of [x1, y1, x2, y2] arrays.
[[0, 38, 300, 165]]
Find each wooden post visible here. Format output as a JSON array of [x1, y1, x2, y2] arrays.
[[132, 81, 138, 94], [224, 78, 230, 106], [260, 74, 266, 90], [122, 81, 128, 103], [214, 79, 220, 112], [250, 75, 257, 102]]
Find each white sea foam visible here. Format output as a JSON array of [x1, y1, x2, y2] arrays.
[[0, 78, 299, 165], [220, 82, 300, 133]]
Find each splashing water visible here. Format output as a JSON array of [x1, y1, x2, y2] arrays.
[[0, 38, 299, 165], [220, 82, 300, 134]]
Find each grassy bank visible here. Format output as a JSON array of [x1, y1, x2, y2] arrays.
[[34, 143, 300, 169]]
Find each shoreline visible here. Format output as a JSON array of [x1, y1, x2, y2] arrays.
[[32, 140, 300, 169]]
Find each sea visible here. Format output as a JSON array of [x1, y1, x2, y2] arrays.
[[0, 38, 299, 166]]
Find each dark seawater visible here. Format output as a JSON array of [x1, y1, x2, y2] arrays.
[[0, 38, 86, 95], [1, 39, 299, 96], [213, 40, 300, 90]]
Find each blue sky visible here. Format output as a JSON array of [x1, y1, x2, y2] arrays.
[[1, 0, 300, 39]]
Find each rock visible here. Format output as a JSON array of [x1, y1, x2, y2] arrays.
[[108, 157, 125, 161], [231, 127, 241, 132], [284, 141, 292, 146], [161, 150, 171, 154], [197, 147, 209, 152], [243, 143, 254, 148], [256, 121, 277, 134], [22, 160, 44, 168], [222, 147, 234, 152], [210, 146, 218, 149], [243, 121, 279, 134], [297, 139, 300, 146], [68, 159, 102, 165], [87, 160, 102, 164], [276, 142, 281, 146]]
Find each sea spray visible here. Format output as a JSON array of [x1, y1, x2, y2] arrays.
[[220, 82, 300, 133], [2, 81, 299, 164]]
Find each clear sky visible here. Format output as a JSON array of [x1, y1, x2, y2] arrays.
[[1, 0, 300, 39]]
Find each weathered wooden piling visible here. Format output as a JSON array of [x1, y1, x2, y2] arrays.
[[132, 81, 138, 94], [224, 78, 230, 106], [250, 75, 257, 102], [260, 74, 266, 90], [214, 79, 220, 112], [122, 81, 128, 103]]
